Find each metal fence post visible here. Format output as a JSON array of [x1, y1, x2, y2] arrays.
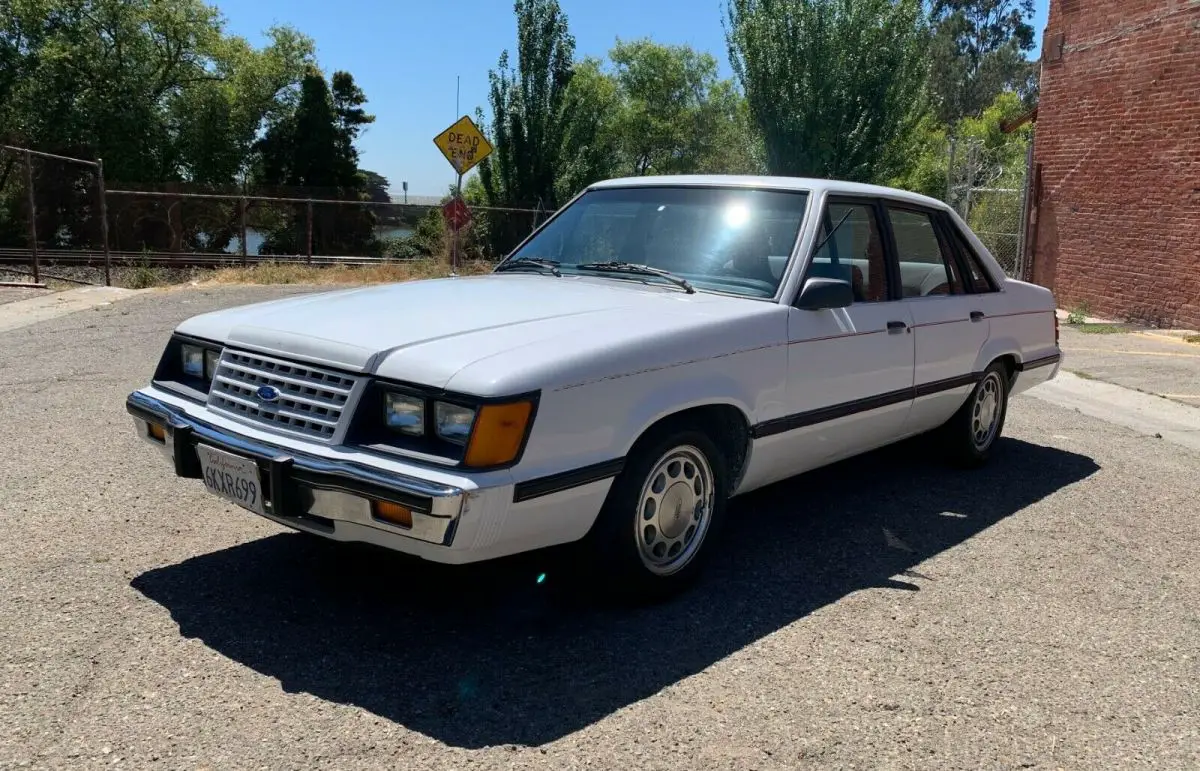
[[97, 158, 112, 286], [945, 135, 958, 208], [1015, 140, 1034, 281], [24, 150, 39, 284], [963, 141, 979, 222], [306, 199, 313, 263], [239, 197, 248, 267]]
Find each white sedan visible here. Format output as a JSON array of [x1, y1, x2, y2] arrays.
[[127, 175, 1061, 598]]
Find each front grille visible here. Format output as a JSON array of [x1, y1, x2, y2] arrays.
[[207, 350, 360, 441]]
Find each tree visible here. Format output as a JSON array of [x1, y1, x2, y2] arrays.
[[0, 0, 315, 251], [254, 68, 378, 255], [359, 171, 391, 204], [888, 89, 1032, 272], [606, 38, 763, 177], [927, 0, 1039, 125], [725, 0, 930, 183], [476, 0, 583, 255], [552, 56, 622, 203]]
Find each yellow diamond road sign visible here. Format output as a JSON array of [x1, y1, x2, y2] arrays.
[[433, 115, 494, 175]]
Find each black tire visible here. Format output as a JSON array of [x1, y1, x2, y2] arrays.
[[576, 423, 730, 604], [940, 360, 1010, 468]]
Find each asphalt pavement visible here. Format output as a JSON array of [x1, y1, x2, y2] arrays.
[[1058, 324, 1200, 408], [1, 286, 1197, 769]]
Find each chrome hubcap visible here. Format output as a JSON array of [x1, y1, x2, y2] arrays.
[[635, 445, 714, 576], [971, 373, 1003, 450]]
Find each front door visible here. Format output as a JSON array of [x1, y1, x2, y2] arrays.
[[743, 197, 915, 491]]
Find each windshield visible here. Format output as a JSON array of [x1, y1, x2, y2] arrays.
[[501, 185, 810, 298]]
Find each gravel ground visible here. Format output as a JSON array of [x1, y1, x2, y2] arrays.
[[1, 287, 1197, 769], [0, 287, 52, 306], [0, 264, 214, 291]]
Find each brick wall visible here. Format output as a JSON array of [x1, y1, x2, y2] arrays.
[[1030, 0, 1200, 328]]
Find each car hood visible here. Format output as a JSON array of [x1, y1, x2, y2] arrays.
[[176, 273, 780, 393]]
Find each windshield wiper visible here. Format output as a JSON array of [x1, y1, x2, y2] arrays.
[[494, 257, 561, 276], [576, 261, 695, 294]]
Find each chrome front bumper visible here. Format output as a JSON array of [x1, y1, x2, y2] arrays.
[[126, 390, 466, 546]]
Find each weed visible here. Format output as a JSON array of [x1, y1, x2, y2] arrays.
[[126, 249, 164, 289], [1074, 323, 1128, 335], [1065, 301, 1091, 325]]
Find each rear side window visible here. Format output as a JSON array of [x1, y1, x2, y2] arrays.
[[886, 207, 966, 297], [940, 218, 997, 293]]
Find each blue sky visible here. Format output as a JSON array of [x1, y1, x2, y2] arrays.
[[218, 0, 1050, 197]]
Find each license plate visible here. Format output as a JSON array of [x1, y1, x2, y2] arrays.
[[196, 444, 265, 516]]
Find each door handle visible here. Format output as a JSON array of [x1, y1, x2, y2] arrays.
[[970, 311, 986, 322], [887, 320, 908, 333]]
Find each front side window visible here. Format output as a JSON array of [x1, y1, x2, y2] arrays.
[[805, 201, 891, 303], [887, 207, 965, 297], [502, 186, 810, 298]]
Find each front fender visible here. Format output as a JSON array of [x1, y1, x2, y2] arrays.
[[615, 373, 757, 457], [514, 342, 785, 484]]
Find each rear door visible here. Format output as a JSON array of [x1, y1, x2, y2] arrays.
[[883, 203, 990, 435]]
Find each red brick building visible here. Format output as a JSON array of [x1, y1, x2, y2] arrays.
[[1023, 0, 1199, 328]]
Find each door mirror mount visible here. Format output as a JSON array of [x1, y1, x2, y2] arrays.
[[794, 277, 854, 310]]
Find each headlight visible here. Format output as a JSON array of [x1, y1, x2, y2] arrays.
[[384, 392, 425, 436], [181, 344, 206, 379], [181, 342, 222, 381], [434, 402, 475, 444], [204, 348, 221, 379]]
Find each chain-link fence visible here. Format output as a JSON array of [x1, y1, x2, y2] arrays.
[[0, 144, 546, 284], [0, 145, 112, 284], [943, 135, 1033, 278]]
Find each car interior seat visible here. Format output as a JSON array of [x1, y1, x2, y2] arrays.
[[726, 226, 776, 285]]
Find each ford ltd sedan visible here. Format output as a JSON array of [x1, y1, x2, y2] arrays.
[[127, 175, 1062, 597]]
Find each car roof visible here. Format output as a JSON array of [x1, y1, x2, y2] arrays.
[[588, 174, 949, 211]]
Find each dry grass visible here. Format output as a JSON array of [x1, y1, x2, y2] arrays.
[[205, 258, 494, 286]]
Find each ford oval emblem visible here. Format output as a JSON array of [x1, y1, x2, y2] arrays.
[[256, 385, 280, 403]]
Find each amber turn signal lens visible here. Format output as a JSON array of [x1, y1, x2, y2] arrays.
[[463, 400, 534, 468], [372, 500, 413, 528], [148, 423, 165, 442]]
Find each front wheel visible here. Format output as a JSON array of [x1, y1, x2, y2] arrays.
[[940, 361, 1010, 467], [581, 427, 729, 602]]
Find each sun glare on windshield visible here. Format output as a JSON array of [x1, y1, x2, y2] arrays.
[[723, 202, 751, 227]]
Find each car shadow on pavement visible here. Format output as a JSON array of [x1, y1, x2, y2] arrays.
[[131, 437, 1098, 749]]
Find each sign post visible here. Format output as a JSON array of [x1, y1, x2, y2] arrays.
[[432, 115, 493, 274]]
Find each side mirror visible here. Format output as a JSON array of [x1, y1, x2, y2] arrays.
[[795, 277, 854, 310]]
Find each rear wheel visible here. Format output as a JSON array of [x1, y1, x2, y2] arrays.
[[580, 426, 729, 602], [940, 361, 1010, 467]]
